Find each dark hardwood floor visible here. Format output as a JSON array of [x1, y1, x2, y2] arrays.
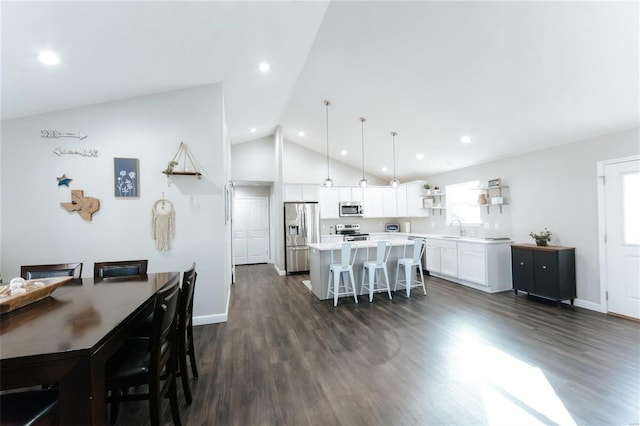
[[116, 264, 639, 425]]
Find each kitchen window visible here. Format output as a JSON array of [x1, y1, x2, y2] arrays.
[[446, 180, 481, 225]]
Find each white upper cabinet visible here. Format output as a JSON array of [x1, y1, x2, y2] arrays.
[[284, 184, 319, 202], [318, 187, 340, 219], [363, 187, 384, 218], [382, 187, 398, 217], [396, 185, 408, 217]]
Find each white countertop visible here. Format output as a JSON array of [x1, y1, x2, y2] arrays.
[[308, 239, 414, 251], [368, 232, 513, 244]]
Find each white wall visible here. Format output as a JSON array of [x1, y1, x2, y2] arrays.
[[283, 140, 386, 185], [0, 84, 231, 323], [230, 136, 275, 182], [411, 127, 640, 306]]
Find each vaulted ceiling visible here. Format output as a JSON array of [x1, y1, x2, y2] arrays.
[[2, 1, 638, 181]]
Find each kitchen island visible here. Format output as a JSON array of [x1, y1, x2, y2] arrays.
[[307, 239, 416, 301]]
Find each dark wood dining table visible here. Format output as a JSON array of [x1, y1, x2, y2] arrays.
[[0, 271, 180, 425]]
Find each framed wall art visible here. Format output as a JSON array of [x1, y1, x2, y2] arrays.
[[114, 158, 140, 198]]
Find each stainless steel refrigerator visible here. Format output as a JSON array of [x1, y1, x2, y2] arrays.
[[284, 202, 320, 274]]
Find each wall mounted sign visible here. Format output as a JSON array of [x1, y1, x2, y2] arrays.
[[41, 130, 88, 140], [56, 174, 72, 187], [60, 190, 100, 221], [53, 147, 98, 157], [114, 158, 139, 198]]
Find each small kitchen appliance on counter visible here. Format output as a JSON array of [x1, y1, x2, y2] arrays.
[[336, 224, 369, 241], [385, 223, 400, 232]]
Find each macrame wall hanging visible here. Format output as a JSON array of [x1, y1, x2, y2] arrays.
[[152, 197, 175, 251]]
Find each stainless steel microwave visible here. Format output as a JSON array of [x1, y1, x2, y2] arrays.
[[339, 201, 364, 217]]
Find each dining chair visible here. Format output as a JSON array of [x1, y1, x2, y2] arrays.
[[0, 388, 59, 425], [361, 240, 393, 302], [394, 238, 427, 297], [94, 259, 148, 280], [176, 263, 199, 404], [21, 262, 83, 283], [105, 279, 181, 426], [327, 242, 359, 306]]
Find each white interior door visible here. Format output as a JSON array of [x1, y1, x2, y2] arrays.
[[232, 200, 249, 265], [603, 158, 640, 319], [233, 197, 269, 265], [247, 198, 269, 264]]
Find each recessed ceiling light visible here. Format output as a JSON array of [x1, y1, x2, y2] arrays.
[[38, 50, 60, 65], [298, 131, 305, 137], [382, 166, 388, 172], [250, 128, 257, 133], [461, 135, 472, 144], [416, 154, 424, 160], [340, 150, 348, 156], [259, 62, 270, 73]]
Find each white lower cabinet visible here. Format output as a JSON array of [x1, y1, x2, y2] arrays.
[[457, 242, 487, 286], [321, 235, 344, 245], [425, 239, 512, 293], [425, 239, 457, 277]]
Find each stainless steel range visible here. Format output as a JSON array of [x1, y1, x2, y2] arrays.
[[335, 224, 370, 241]]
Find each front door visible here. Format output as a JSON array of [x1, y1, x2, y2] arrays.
[[602, 157, 640, 319]]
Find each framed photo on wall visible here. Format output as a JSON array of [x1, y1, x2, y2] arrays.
[[114, 158, 140, 198], [488, 178, 501, 188]]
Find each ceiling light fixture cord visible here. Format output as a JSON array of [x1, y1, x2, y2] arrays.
[[390, 131, 400, 188], [323, 100, 333, 188], [359, 117, 368, 188]]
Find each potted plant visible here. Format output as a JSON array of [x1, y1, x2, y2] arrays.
[[423, 182, 431, 195], [529, 228, 552, 246]]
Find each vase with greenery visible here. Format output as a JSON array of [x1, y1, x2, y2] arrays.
[[529, 228, 552, 246]]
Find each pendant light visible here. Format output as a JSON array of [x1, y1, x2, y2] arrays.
[[322, 100, 334, 188], [358, 117, 368, 188], [390, 131, 400, 188]]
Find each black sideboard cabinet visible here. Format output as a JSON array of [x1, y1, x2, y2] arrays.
[[511, 244, 576, 305]]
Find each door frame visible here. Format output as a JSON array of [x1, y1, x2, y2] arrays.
[[597, 154, 640, 314]]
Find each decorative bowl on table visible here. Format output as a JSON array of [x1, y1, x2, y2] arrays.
[[0, 276, 72, 314]]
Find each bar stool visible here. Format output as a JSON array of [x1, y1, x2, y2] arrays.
[[327, 242, 359, 306], [361, 240, 393, 302], [394, 238, 427, 297]]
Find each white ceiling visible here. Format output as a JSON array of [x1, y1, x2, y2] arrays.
[[2, 1, 638, 181]]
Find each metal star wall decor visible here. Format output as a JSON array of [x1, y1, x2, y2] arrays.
[[57, 174, 72, 187]]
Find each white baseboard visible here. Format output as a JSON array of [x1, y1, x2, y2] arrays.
[[274, 264, 286, 276], [572, 298, 606, 313], [193, 313, 227, 325]]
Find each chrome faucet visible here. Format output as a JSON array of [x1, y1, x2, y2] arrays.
[[450, 219, 463, 237]]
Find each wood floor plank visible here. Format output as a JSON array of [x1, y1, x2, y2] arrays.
[[114, 264, 640, 425]]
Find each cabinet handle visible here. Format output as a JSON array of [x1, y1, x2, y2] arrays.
[[542, 265, 547, 269], [520, 262, 524, 266]]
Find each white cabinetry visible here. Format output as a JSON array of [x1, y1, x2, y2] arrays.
[[363, 187, 384, 218], [425, 238, 458, 277], [396, 186, 408, 217], [338, 187, 364, 202], [284, 184, 319, 202], [425, 238, 512, 293], [457, 242, 487, 285], [382, 187, 398, 217], [318, 187, 340, 219]]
